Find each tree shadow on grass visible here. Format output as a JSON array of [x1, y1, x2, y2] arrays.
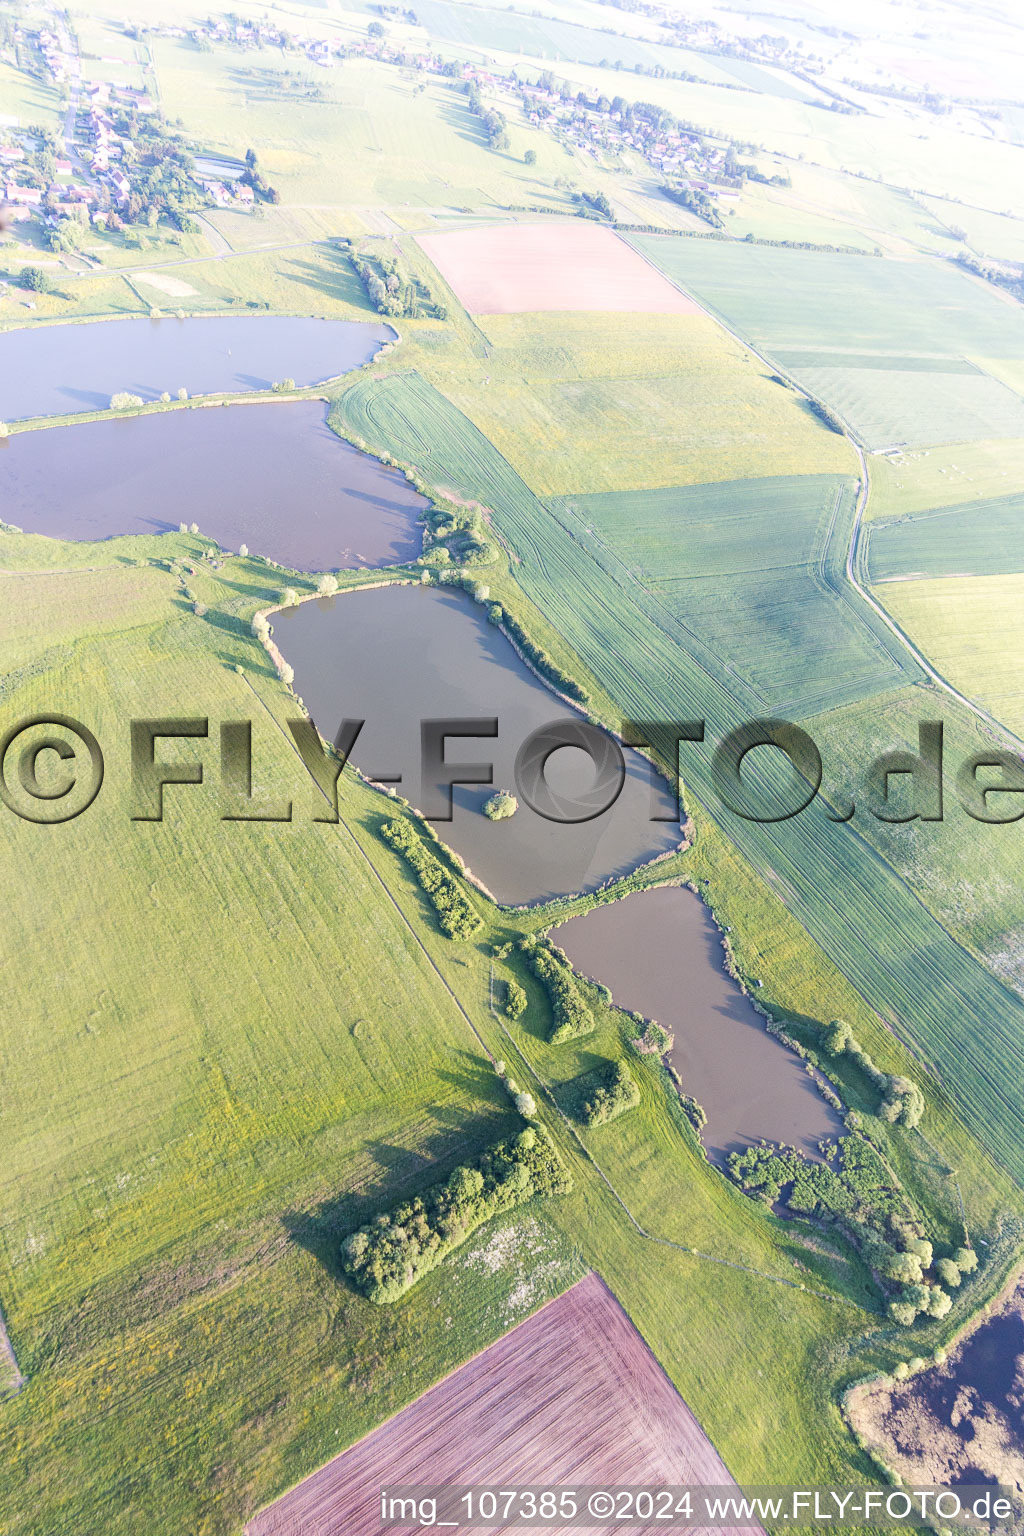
[[283, 1113, 510, 1284], [278, 251, 368, 309]]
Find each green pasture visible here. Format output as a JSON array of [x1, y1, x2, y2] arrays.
[[865, 439, 1024, 519], [0, 56, 62, 133], [789, 365, 1024, 451], [418, 309, 855, 494], [627, 237, 1024, 360], [873, 575, 1024, 747], [149, 45, 583, 211], [332, 366, 1024, 1183], [802, 681, 1024, 982], [866, 492, 1024, 581], [553, 476, 910, 713]]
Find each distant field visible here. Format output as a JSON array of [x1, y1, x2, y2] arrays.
[[411, 0, 720, 76], [248, 1272, 760, 1535], [790, 365, 1024, 450], [877, 573, 1024, 740], [866, 493, 1024, 581], [627, 238, 1024, 359], [0, 56, 62, 132], [626, 239, 1024, 448], [555, 475, 910, 714], [416, 223, 699, 314], [419, 308, 855, 494], [865, 439, 1024, 519], [149, 48, 581, 211]]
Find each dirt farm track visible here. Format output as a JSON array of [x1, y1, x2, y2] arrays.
[[247, 1271, 761, 1535]]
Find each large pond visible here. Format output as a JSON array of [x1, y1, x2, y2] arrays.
[[0, 315, 393, 421], [0, 402, 427, 570], [274, 583, 680, 905], [552, 884, 843, 1164]]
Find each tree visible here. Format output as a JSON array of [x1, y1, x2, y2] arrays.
[[935, 1257, 961, 1288], [483, 790, 518, 820], [524, 148, 537, 165], [159, 391, 172, 403], [927, 1287, 952, 1319], [18, 266, 50, 293], [514, 1091, 537, 1118], [0, 422, 8, 438], [505, 979, 527, 1020], [954, 1246, 978, 1274], [281, 587, 298, 607], [317, 572, 339, 595], [238, 543, 249, 558], [189, 521, 199, 534], [109, 392, 144, 411], [177, 387, 188, 401], [272, 377, 296, 392], [367, 20, 386, 36], [279, 662, 295, 688], [245, 147, 259, 168]]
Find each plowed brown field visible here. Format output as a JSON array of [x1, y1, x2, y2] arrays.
[[415, 223, 700, 314], [247, 1271, 760, 1535]]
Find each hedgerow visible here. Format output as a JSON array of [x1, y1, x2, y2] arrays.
[[379, 818, 481, 939]]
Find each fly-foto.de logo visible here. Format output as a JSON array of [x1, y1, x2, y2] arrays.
[[1, 713, 1023, 826]]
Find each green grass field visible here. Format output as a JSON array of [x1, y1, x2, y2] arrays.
[[865, 439, 1024, 519], [418, 309, 855, 494], [628, 237, 1024, 359], [873, 576, 1024, 744], [149, 45, 586, 212], [866, 492, 1024, 580], [553, 476, 910, 713], [790, 365, 1024, 450]]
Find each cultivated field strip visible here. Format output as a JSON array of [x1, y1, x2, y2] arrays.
[[334, 370, 1024, 1181], [247, 1273, 762, 1536], [866, 492, 1024, 581]]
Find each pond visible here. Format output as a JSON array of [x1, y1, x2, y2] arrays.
[[0, 402, 427, 571], [274, 582, 680, 905], [552, 884, 843, 1164], [848, 1268, 1024, 1490], [0, 315, 393, 421]]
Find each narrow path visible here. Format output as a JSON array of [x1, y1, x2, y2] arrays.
[[0, 1304, 25, 1401]]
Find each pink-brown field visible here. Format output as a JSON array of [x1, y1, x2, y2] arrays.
[[415, 223, 700, 315], [247, 1272, 760, 1535]]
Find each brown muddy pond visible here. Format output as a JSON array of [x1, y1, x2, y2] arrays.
[[274, 583, 680, 905], [849, 1268, 1024, 1491], [552, 884, 843, 1164], [0, 402, 427, 571], [0, 315, 393, 420]]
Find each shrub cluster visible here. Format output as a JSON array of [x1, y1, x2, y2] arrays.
[[487, 603, 590, 705], [520, 940, 594, 1043], [824, 1020, 923, 1126], [341, 1127, 571, 1303], [729, 1135, 956, 1323], [577, 1060, 640, 1126], [379, 818, 482, 939], [505, 978, 527, 1020]]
